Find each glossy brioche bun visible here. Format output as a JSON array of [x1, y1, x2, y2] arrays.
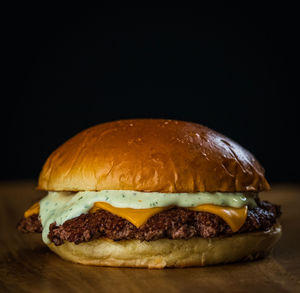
[[48, 224, 281, 268], [38, 119, 270, 192]]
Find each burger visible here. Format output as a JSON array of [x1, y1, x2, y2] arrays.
[[17, 119, 281, 268]]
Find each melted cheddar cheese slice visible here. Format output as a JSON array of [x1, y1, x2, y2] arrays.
[[90, 202, 169, 228], [24, 202, 247, 232], [24, 202, 40, 218]]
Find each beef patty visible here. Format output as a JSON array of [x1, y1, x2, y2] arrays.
[[17, 201, 281, 246]]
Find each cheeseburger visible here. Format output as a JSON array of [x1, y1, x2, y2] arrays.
[[17, 119, 281, 268]]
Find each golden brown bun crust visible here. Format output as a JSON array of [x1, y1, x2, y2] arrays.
[[48, 224, 281, 268], [38, 119, 270, 192]]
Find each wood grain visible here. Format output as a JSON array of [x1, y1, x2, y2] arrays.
[[0, 181, 299, 293]]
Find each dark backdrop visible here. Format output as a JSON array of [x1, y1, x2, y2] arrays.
[[2, 5, 299, 183]]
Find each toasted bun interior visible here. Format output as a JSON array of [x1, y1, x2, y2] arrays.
[[38, 119, 270, 192], [48, 224, 281, 268]]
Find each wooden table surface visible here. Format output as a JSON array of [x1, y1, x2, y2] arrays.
[[0, 181, 299, 293]]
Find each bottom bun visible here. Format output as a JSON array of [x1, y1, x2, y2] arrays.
[[48, 224, 281, 269]]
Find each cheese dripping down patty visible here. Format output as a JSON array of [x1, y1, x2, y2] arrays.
[[24, 190, 256, 244]]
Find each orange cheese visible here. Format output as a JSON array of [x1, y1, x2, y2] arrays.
[[90, 202, 169, 228], [24, 202, 40, 218], [190, 205, 248, 232], [91, 202, 248, 232], [24, 201, 248, 232]]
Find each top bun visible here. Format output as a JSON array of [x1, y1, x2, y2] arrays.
[[38, 119, 270, 192]]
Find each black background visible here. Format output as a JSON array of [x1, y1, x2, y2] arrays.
[[2, 5, 299, 183]]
